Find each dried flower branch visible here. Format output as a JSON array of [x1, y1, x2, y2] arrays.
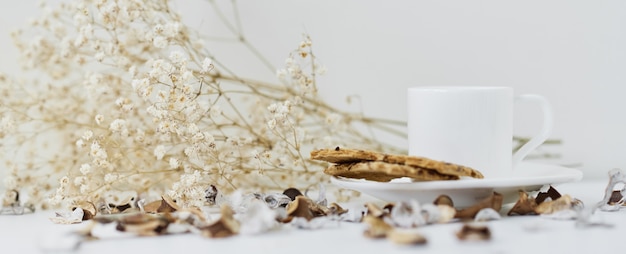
[[0, 0, 403, 209]]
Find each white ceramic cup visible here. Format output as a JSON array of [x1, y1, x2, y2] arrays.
[[407, 86, 552, 178]]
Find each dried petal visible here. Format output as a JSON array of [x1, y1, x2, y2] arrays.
[[508, 191, 537, 216], [199, 205, 239, 238], [283, 188, 303, 201], [364, 202, 387, 218], [285, 196, 326, 221], [535, 195, 573, 214], [157, 196, 180, 213], [595, 169, 626, 212], [205, 185, 218, 205], [72, 201, 97, 220], [143, 200, 162, 213], [607, 190, 624, 206], [328, 202, 349, 216], [433, 195, 454, 207], [117, 214, 169, 236], [456, 223, 491, 241], [535, 185, 562, 204], [455, 192, 503, 219], [50, 208, 84, 224], [363, 215, 393, 238], [387, 230, 428, 245], [474, 208, 501, 222]]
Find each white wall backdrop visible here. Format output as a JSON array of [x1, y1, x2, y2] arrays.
[[1, 0, 626, 180]]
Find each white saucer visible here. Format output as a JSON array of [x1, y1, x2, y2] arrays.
[[330, 162, 583, 208]]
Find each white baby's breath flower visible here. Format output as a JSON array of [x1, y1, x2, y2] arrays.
[[81, 130, 93, 141], [201, 57, 213, 73], [267, 119, 276, 130], [109, 119, 126, 132], [154, 145, 166, 160], [169, 157, 180, 169], [104, 173, 118, 184], [95, 51, 105, 62], [76, 139, 86, 148], [94, 114, 104, 125], [169, 50, 185, 64], [153, 36, 167, 48], [79, 163, 91, 175]]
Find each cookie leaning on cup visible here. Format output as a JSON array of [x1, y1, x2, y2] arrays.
[[311, 147, 484, 182]]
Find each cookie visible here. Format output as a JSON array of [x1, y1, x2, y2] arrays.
[[311, 148, 484, 179], [310, 147, 386, 163], [324, 161, 460, 182]]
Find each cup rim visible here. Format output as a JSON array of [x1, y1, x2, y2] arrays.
[[408, 86, 512, 92]]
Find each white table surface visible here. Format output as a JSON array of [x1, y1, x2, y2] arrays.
[[1, 180, 623, 254]]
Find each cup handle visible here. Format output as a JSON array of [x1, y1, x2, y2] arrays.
[[511, 94, 553, 168]]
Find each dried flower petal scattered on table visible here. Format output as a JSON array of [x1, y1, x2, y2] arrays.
[[283, 188, 304, 201], [607, 191, 624, 206], [387, 229, 428, 245], [535, 195, 573, 215], [72, 201, 97, 221], [535, 185, 562, 204], [364, 202, 388, 218], [199, 205, 239, 238], [456, 223, 491, 241], [285, 196, 327, 222], [363, 215, 393, 238], [50, 208, 84, 224], [595, 168, 626, 212], [455, 192, 503, 219], [508, 191, 538, 216]]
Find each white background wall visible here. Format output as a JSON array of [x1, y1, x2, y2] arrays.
[[1, 0, 625, 179]]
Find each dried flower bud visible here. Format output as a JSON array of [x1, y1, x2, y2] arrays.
[[456, 223, 491, 241]]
